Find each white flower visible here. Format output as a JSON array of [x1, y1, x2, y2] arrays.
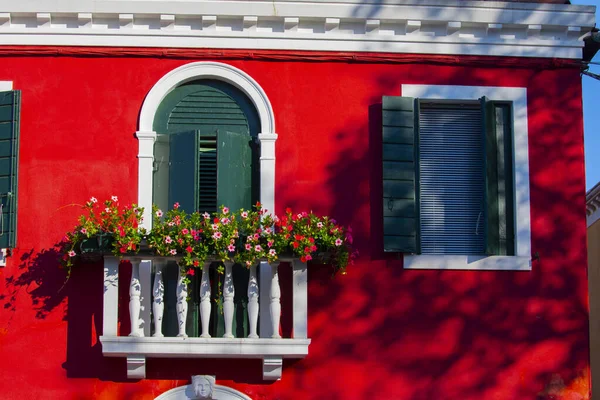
[[111, 196, 118, 202], [169, 249, 177, 255], [254, 245, 262, 252], [241, 211, 248, 219], [156, 210, 163, 217], [335, 238, 343, 246], [90, 197, 97, 203], [165, 236, 172, 244], [105, 207, 111, 213], [222, 207, 229, 214], [203, 212, 210, 219], [213, 231, 222, 239], [211, 224, 219, 230], [269, 249, 276, 256], [68, 250, 76, 257]]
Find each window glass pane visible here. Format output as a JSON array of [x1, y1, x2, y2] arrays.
[[419, 104, 485, 255]]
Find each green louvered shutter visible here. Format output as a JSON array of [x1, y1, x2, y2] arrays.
[[0, 91, 20, 249], [216, 131, 252, 211], [483, 98, 515, 256], [168, 130, 200, 213], [382, 96, 420, 253]]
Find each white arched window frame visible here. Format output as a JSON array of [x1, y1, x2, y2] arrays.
[[136, 61, 277, 229]]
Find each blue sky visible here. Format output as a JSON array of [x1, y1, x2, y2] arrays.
[[580, 0, 600, 189]]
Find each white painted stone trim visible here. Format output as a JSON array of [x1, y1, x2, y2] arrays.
[[0, 1, 595, 59], [136, 62, 277, 228], [401, 84, 531, 271], [155, 381, 253, 400], [586, 182, 600, 228], [0, 82, 13, 91]]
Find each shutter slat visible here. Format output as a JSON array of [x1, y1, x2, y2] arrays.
[[382, 96, 419, 253], [419, 102, 484, 255]]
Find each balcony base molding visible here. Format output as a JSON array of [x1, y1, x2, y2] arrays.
[[100, 336, 310, 380]]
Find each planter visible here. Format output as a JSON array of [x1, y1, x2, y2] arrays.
[[79, 233, 114, 262]]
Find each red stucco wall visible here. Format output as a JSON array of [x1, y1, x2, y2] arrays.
[[0, 51, 589, 400]]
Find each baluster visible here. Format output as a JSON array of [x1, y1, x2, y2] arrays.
[[176, 266, 188, 338], [223, 261, 235, 338], [200, 263, 212, 338], [152, 261, 165, 337], [270, 262, 281, 339], [247, 264, 259, 338], [129, 260, 143, 337]]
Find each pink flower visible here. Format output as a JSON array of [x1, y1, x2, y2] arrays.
[[186, 246, 193, 253], [254, 245, 262, 252], [264, 228, 272, 235], [317, 222, 323, 228], [211, 224, 219, 231], [187, 268, 195, 276], [222, 207, 229, 214], [182, 228, 189, 235], [173, 202, 180, 209], [203, 212, 210, 219], [245, 243, 252, 251], [213, 231, 222, 239], [111, 196, 118, 202], [105, 207, 111, 213], [80, 228, 87, 234], [246, 261, 252, 267], [221, 217, 230, 225], [228, 244, 235, 252], [90, 197, 97, 203], [168, 222, 175, 227], [169, 249, 177, 255], [267, 240, 274, 248], [297, 213, 303, 219], [241, 211, 248, 219], [165, 236, 172, 244], [335, 238, 343, 246], [156, 209, 163, 217], [68, 250, 76, 257], [306, 254, 312, 261], [269, 249, 276, 256], [253, 233, 260, 240]]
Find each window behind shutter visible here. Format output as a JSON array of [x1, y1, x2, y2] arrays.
[[382, 96, 419, 253], [484, 99, 515, 256], [419, 102, 485, 255], [0, 90, 20, 248]]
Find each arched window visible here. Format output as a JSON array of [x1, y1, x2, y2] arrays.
[[152, 80, 260, 215]]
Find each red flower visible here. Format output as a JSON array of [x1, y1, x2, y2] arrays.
[[294, 234, 304, 241], [193, 260, 200, 267], [187, 268, 195, 276], [311, 245, 317, 252], [214, 218, 220, 224], [256, 201, 261, 207], [300, 256, 307, 262], [120, 246, 127, 254], [304, 247, 310, 253], [308, 237, 315, 243], [186, 246, 193, 253], [286, 226, 293, 232], [293, 241, 299, 249], [286, 207, 292, 214]]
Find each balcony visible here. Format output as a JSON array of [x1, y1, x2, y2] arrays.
[[99, 255, 310, 380]]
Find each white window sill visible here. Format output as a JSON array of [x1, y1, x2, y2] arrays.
[[403, 255, 531, 271]]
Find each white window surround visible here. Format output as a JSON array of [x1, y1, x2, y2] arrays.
[[0, 81, 13, 91], [401, 84, 531, 271], [136, 61, 277, 230]]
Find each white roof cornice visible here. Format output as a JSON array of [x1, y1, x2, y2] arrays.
[[0, 0, 595, 59]]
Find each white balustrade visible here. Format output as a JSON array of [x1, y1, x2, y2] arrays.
[[223, 261, 235, 338], [152, 261, 165, 337], [176, 266, 188, 338], [129, 260, 143, 337], [247, 264, 259, 338], [101, 257, 310, 380], [270, 262, 282, 339], [200, 263, 211, 338]]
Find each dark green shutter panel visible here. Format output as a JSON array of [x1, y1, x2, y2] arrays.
[[382, 96, 420, 253], [168, 130, 200, 213], [216, 131, 252, 211], [199, 133, 218, 214], [0, 90, 20, 248], [483, 98, 515, 256]]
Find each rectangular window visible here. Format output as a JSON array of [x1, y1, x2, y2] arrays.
[[383, 93, 521, 267]]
